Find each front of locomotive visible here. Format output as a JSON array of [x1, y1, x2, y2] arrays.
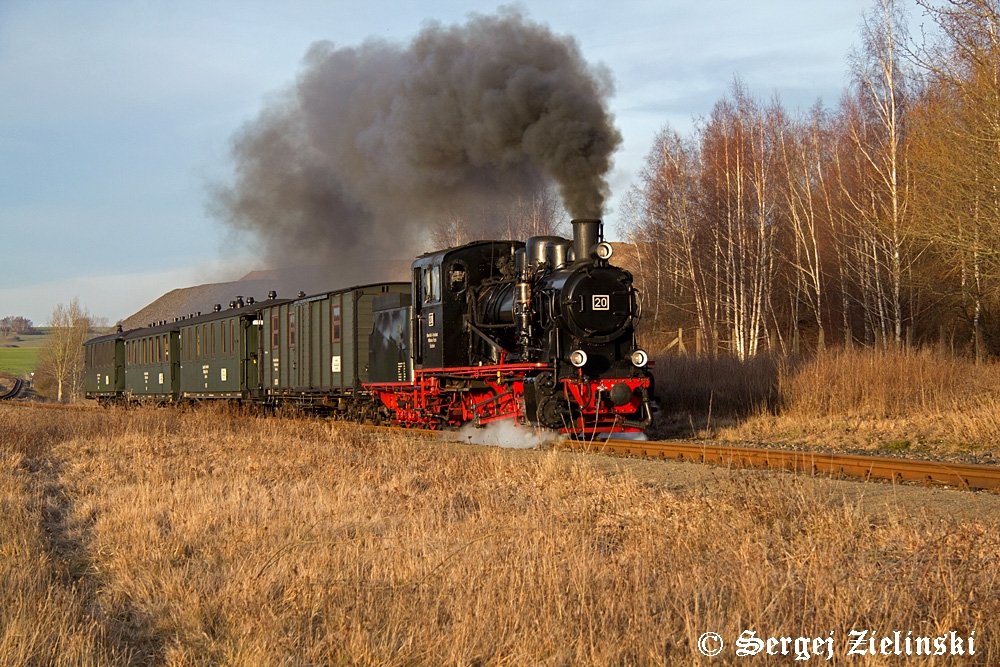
[[525, 219, 653, 436]]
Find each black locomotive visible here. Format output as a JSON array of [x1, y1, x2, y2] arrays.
[[85, 218, 653, 437]]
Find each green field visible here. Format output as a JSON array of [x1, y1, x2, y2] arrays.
[[0, 330, 52, 375], [0, 347, 41, 376]]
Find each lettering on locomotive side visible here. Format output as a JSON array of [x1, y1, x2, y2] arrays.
[[592, 295, 610, 310], [427, 332, 439, 349]]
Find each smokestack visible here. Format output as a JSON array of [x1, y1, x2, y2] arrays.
[[572, 219, 602, 263]]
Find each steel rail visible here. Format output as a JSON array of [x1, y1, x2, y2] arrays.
[[0, 378, 23, 401], [556, 438, 1000, 491], [370, 424, 1000, 491]]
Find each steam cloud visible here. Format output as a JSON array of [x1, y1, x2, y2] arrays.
[[453, 420, 560, 449], [214, 9, 621, 278]]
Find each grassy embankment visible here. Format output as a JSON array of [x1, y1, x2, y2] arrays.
[[652, 348, 1000, 457], [1, 403, 997, 665]]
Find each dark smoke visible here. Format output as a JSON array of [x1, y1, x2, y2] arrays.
[[214, 9, 621, 280]]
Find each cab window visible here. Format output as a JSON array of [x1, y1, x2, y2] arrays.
[[423, 265, 441, 302]]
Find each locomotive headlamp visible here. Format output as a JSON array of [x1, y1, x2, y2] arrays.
[[630, 349, 649, 367], [594, 242, 614, 260], [569, 349, 589, 368]]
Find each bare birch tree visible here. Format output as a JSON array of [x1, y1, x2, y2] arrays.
[[39, 299, 93, 403], [842, 0, 914, 346]]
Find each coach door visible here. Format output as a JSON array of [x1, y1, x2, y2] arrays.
[[244, 316, 260, 396]]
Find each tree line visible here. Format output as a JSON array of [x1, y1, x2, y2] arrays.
[[0, 316, 36, 337], [619, 0, 1000, 360]]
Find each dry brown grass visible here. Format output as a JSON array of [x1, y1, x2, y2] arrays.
[[1, 403, 998, 665], [653, 349, 1000, 455]]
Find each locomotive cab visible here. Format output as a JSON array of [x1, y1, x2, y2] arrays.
[[410, 241, 523, 370]]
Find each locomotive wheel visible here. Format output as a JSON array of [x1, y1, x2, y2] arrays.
[[537, 395, 567, 429]]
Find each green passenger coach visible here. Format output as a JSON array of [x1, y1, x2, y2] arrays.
[[123, 322, 180, 403], [83, 329, 125, 400], [177, 296, 290, 400], [81, 284, 409, 412], [260, 282, 410, 405]]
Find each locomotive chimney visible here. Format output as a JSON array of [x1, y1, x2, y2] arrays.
[[572, 218, 602, 263]]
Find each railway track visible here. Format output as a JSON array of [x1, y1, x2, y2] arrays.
[[0, 377, 24, 401], [557, 438, 1000, 491]]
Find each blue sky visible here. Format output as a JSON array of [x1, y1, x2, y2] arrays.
[[1, 0, 885, 324]]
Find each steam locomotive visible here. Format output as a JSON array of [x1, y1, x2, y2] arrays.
[[84, 219, 653, 437]]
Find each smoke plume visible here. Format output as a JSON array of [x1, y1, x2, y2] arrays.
[[213, 9, 621, 279]]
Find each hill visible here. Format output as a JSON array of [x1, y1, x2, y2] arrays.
[[121, 261, 410, 330]]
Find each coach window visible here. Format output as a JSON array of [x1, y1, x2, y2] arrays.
[[230, 319, 236, 355], [288, 312, 296, 348], [271, 315, 279, 348], [142, 339, 147, 365], [210, 323, 216, 358], [332, 303, 341, 343], [221, 321, 227, 355], [164, 335, 169, 361], [195, 327, 201, 359], [156, 336, 162, 363]]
